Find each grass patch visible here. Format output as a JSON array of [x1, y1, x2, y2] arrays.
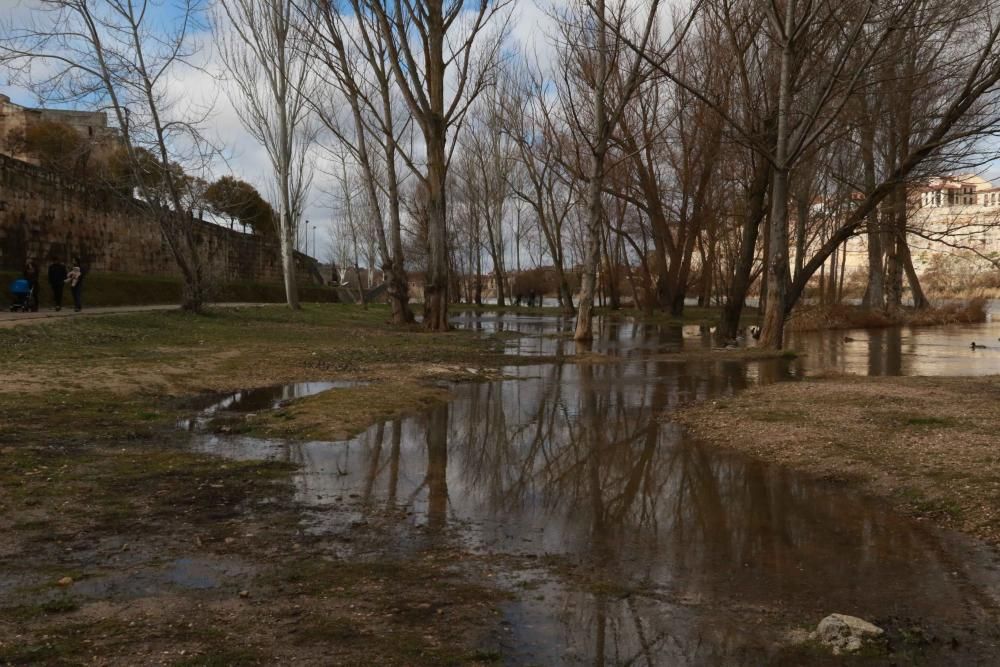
[[0, 639, 84, 665], [788, 299, 987, 332], [904, 416, 957, 427], [0, 303, 506, 397], [245, 381, 451, 441], [897, 487, 964, 520]]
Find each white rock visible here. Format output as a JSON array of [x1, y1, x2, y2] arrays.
[[815, 614, 883, 653]]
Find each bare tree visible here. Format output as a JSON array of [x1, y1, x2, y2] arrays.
[[502, 61, 579, 312], [457, 88, 516, 306], [216, 0, 315, 309], [1, 0, 218, 311], [306, 0, 416, 322], [554, 0, 693, 340], [361, 0, 513, 330]]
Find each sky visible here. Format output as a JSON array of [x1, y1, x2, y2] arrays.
[[0, 0, 558, 264]]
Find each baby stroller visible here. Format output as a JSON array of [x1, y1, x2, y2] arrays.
[[9, 278, 37, 312]]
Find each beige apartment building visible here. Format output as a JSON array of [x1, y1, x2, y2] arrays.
[[832, 174, 1000, 277]]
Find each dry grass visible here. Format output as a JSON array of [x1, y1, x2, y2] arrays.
[[675, 375, 1000, 543], [0, 304, 507, 397], [0, 304, 512, 665], [788, 299, 988, 332]]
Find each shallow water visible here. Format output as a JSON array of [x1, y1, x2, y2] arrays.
[[786, 323, 1000, 376], [187, 316, 1000, 663], [452, 309, 1000, 376]]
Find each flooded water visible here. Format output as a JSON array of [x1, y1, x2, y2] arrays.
[[786, 324, 1000, 376], [453, 309, 1000, 376], [186, 316, 1000, 664]]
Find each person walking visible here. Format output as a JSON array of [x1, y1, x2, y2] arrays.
[[23, 260, 40, 312], [66, 257, 85, 312], [47, 258, 67, 311]]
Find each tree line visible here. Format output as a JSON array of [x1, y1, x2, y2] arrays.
[[4, 0, 1000, 346]]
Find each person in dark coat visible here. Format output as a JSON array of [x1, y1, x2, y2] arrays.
[[23, 260, 40, 312], [48, 259, 67, 311]]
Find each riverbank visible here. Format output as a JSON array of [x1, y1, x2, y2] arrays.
[[674, 374, 1000, 544], [788, 300, 988, 332]]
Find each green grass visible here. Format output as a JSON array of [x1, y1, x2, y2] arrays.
[[0, 304, 500, 374], [1, 270, 339, 308], [904, 416, 957, 427]]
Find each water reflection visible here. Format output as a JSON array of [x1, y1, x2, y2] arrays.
[[193, 359, 1000, 663], [784, 321, 1000, 376], [452, 309, 1000, 378]]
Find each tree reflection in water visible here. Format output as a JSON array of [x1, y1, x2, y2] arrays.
[[267, 355, 999, 664], [191, 318, 1000, 664]]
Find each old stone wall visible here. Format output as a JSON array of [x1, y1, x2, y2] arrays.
[[0, 154, 320, 284]]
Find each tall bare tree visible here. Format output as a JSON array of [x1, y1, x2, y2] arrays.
[[216, 0, 316, 309], [307, 0, 416, 323], [361, 0, 513, 330]]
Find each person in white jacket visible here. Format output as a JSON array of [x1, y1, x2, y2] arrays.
[[65, 257, 85, 312]]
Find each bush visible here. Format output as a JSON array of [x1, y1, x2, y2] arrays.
[[1, 271, 338, 309], [788, 299, 987, 332]]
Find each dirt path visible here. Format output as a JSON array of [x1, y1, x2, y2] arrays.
[[0, 303, 272, 328]]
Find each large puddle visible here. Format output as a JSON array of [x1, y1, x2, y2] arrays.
[[187, 316, 1000, 663]]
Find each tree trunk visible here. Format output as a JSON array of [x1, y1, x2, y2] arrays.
[[575, 170, 604, 341], [861, 122, 884, 311], [280, 208, 300, 309], [901, 235, 928, 308], [719, 156, 769, 339], [885, 182, 906, 313], [759, 0, 795, 349], [424, 122, 450, 330], [574, 0, 608, 342]]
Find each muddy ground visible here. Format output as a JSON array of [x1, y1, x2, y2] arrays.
[[0, 306, 535, 665]]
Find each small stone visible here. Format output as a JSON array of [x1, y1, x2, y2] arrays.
[[239, 590, 250, 598], [815, 614, 883, 653], [57, 576, 74, 587], [224, 537, 235, 544]]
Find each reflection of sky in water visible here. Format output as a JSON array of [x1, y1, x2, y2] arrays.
[[193, 355, 1000, 664], [452, 310, 1000, 377]]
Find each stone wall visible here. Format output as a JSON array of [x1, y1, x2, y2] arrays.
[[0, 93, 115, 164], [0, 154, 320, 285]]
